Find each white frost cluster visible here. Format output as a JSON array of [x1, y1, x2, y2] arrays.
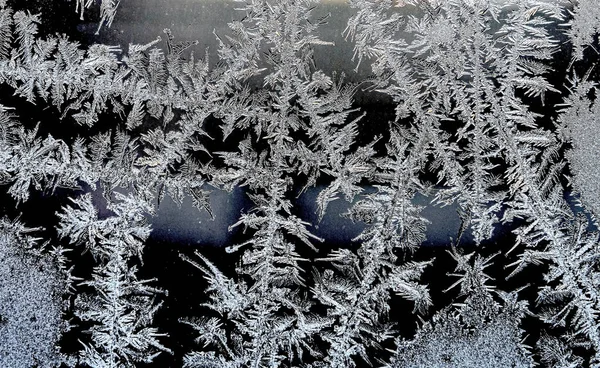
[[0, 220, 71, 368], [0, 0, 600, 367]]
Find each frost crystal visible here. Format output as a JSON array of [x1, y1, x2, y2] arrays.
[[0, 219, 72, 368], [1, 0, 600, 366]]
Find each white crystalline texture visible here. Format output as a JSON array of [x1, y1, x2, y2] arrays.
[[0, 221, 69, 368], [75, 0, 120, 34], [567, 0, 600, 62], [0, 0, 599, 366], [393, 307, 531, 368]]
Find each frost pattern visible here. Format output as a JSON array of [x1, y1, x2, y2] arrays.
[[565, 0, 600, 62], [390, 251, 532, 368], [0, 219, 73, 368], [74, 0, 120, 34], [1, 0, 600, 367], [57, 192, 171, 367]]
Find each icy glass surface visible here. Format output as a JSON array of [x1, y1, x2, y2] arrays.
[[1, 0, 600, 367]]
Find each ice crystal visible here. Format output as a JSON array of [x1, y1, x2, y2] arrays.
[[0, 219, 72, 368], [0, 0, 600, 366]]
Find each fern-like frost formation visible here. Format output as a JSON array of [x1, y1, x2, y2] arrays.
[[1, 0, 600, 367]]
